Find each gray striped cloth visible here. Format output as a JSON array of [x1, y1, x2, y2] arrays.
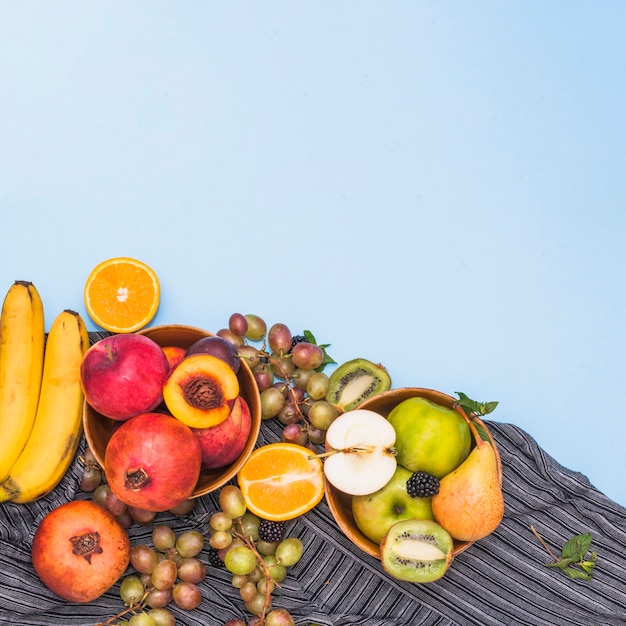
[[1, 349, 624, 624]]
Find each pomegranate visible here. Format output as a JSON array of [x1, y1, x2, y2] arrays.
[[104, 412, 202, 512], [31, 500, 130, 603]]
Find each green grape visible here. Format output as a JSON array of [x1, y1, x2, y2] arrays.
[[308, 400, 339, 430], [260, 387, 286, 420], [245, 591, 270, 616], [230, 573, 249, 589], [255, 539, 279, 556], [128, 613, 156, 626], [210, 511, 233, 532], [306, 372, 330, 400], [151, 559, 178, 590], [147, 608, 176, 626], [237, 345, 261, 369], [238, 580, 258, 603], [257, 576, 276, 595], [292, 368, 314, 390], [152, 525, 176, 553], [219, 485, 247, 519], [262, 555, 287, 583], [275, 537, 304, 567], [265, 608, 296, 626], [239, 511, 261, 541], [169, 498, 196, 516], [130, 544, 159, 574], [176, 530, 204, 557], [247, 565, 264, 583], [209, 530, 233, 550], [119, 575, 145, 607], [270, 353, 296, 379], [224, 545, 257, 576], [244, 314, 267, 341]]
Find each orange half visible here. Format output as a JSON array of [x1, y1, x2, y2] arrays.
[[237, 442, 324, 522], [84, 257, 160, 333]]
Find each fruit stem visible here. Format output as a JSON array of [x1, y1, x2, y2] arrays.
[[95, 588, 151, 625], [453, 403, 484, 447], [530, 525, 559, 562], [232, 517, 277, 625]]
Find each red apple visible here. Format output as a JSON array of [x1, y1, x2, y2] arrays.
[[104, 412, 202, 512], [80, 333, 170, 421], [193, 396, 252, 470]]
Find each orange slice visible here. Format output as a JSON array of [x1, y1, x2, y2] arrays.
[[237, 442, 324, 521], [84, 257, 160, 333]]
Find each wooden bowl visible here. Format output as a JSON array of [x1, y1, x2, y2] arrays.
[[323, 387, 502, 559], [83, 324, 262, 498]]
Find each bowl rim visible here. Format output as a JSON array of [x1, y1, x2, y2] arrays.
[[323, 386, 502, 559]]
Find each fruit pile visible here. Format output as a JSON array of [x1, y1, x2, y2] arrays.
[[212, 312, 391, 452], [0, 258, 506, 626], [322, 395, 505, 583]]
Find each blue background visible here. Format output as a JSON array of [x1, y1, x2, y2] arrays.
[[2, 2, 625, 506]]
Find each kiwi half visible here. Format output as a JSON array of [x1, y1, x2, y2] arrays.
[[380, 519, 453, 583], [325, 358, 391, 412]]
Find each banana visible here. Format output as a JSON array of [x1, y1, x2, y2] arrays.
[[0, 281, 45, 483], [0, 309, 89, 503]]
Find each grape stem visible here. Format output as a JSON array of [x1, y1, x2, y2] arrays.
[[94, 588, 151, 625], [231, 517, 277, 625]]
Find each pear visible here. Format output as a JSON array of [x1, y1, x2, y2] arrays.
[[323, 409, 397, 496], [431, 435, 504, 542]]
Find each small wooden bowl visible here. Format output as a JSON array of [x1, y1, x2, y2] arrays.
[[83, 324, 262, 498], [323, 387, 502, 559]]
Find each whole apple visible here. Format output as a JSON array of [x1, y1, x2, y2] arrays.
[[387, 397, 471, 477], [80, 333, 170, 421], [352, 465, 434, 545], [193, 396, 252, 470]]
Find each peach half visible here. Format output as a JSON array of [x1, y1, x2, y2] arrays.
[[163, 354, 240, 429]]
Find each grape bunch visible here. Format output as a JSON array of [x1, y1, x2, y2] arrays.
[[210, 485, 302, 626], [105, 525, 207, 625], [79, 447, 196, 528], [216, 313, 338, 450]]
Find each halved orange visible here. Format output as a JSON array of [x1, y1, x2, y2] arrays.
[[84, 257, 160, 333], [237, 442, 324, 522]]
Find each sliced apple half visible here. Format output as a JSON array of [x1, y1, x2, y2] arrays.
[[323, 409, 397, 496]]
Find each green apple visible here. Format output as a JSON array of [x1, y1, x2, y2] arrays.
[[387, 397, 471, 477], [352, 465, 434, 545]]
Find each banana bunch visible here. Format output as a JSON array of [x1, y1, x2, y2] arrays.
[[0, 282, 90, 504]]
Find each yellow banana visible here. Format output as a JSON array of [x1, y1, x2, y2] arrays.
[[0, 309, 89, 503], [0, 281, 45, 482]]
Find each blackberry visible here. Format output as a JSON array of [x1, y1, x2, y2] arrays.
[[406, 471, 440, 498], [258, 519, 285, 543], [290, 335, 308, 350], [206, 547, 223, 568]]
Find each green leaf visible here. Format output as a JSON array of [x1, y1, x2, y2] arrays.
[[455, 392, 498, 417], [562, 533, 593, 561], [303, 330, 317, 344]]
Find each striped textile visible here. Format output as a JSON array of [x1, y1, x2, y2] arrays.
[[0, 340, 624, 624]]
